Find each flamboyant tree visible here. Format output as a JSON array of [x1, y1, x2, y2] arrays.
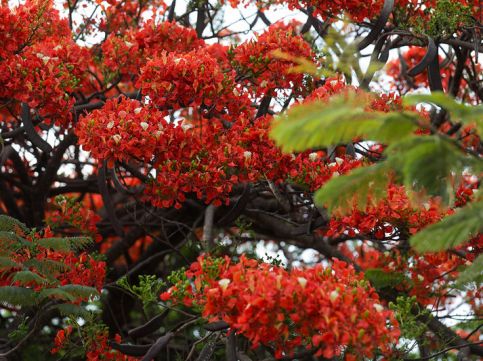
[[0, 0, 482, 360]]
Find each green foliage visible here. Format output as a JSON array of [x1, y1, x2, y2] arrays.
[[10, 270, 50, 286], [24, 258, 69, 278], [456, 254, 483, 286], [39, 287, 77, 302], [271, 92, 417, 153], [387, 135, 473, 204], [0, 214, 29, 234], [58, 284, 99, 299], [38, 285, 98, 303], [8, 319, 29, 341], [118, 275, 165, 313], [52, 303, 91, 317], [404, 92, 483, 135], [364, 268, 407, 289], [410, 201, 483, 252], [0, 256, 22, 270], [0, 215, 99, 318], [0, 286, 36, 307], [389, 296, 429, 340], [271, 91, 482, 254], [0, 230, 24, 248], [412, 0, 474, 38], [315, 162, 391, 212], [39, 236, 93, 252]]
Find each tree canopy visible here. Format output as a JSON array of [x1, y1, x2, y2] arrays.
[[0, 0, 482, 360]]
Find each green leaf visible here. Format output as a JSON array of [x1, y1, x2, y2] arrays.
[[0, 286, 36, 306], [0, 256, 22, 270], [59, 284, 99, 299], [387, 136, 473, 204], [23, 259, 69, 282], [456, 254, 483, 286], [404, 92, 483, 135], [38, 236, 93, 252], [51, 303, 90, 317], [314, 162, 390, 213], [39, 287, 76, 302], [0, 231, 21, 247], [0, 231, 31, 253], [270, 92, 417, 152], [365, 268, 407, 289], [410, 201, 483, 252], [0, 215, 29, 234], [40, 285, 98, 303], [11, 270, 49, 286]]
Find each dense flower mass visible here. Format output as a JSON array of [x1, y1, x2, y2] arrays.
[[0, 220, 105, 302], [0, 0, 89, 125], [139, 48, 251, 118], [76, 96, 366, 208], [231, 21, 315, 97], [386, 45, 482, 103], [0, 0, 481, 360], [51, 327, 138, 360], [76, 97, 164, 163], [161, 255, 400, 359], [102, 20, 205, 78]]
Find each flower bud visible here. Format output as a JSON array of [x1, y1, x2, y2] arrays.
[[308, 152, 318, 161], [330, 290, 339, 302], [218, 278, 230, 291], [373, 303, 384, 312], [297, 277, 307, 288]]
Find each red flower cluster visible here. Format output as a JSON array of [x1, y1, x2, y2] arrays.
[[139, 48, 251, 119], [77, 86, 405, 208], [51, 326, 73, 354], [289, 0, 383, 22], [98, 0, 166, 34], [0, 0, 89, 125], [384, 44, 483, 103], [162, 255, 400, 359], [232, 21, 315, 97], [143, 117, 294, 208], [77, 96, 352, 208], [46, 196, 102, 243], [455, 172, 479, 207], [102, 20, 204, 78], [222, 0, 383, 22], [333, 183, 482, 305], [344, 233, 482, 307], [224, 0, 480, 23], [76, 97, 164, 163], [386, 46, 453, 94], [0, 225, 106, 301], [52, 327, 138, 361], [289, 153, 363, 191], [326, 184, 445, 239]]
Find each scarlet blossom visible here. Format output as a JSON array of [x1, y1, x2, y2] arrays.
[[76, 97, 164, 164], [231, 21, 315, 97], [51, 328, 139, 360], [0, 1, 91, 125], [0, 225, 106, 302], [163, 255, 400, 359], [138, 48, 251, 119], [102, 20, 204, 78]]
